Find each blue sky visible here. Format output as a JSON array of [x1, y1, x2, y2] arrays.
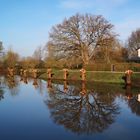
[[0, 0, 140, 56]]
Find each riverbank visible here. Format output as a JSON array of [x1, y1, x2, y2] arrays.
[[39, 70, 140, 85]]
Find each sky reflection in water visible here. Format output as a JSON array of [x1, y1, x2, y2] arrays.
[[0, 76, 140, 140]]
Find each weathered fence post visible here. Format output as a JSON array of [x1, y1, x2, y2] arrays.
[[8, 67, 14, 77], [33, 69, 38, 78], [138, 94, 140, 102], [23, 69, 28, 78], [47, 68, 52, 79], [20, 69, 23, 76], [80, 68, 86, 81], [63, 68, 69, 80], [125, 70, 133, 85]]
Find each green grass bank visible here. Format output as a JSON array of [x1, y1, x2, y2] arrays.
[[39, 70, 140, 84]]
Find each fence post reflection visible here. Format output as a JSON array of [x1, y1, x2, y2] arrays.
[[33, 69, 38, 78], [125, 85, 132, 100], [47, 79, 52, 89], [80, 81, 87, 95], [63, 68, 69, 80], [63, 80, 68, 93], [33, 78, 38, 88], [47, 68, 53, 80]]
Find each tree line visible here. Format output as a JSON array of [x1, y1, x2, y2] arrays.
[[0, 13, 140, 69]]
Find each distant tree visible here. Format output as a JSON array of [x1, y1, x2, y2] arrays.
[[3, 48, 19, 68], [33, 46, 43, 61], [127, 28, 140, 57], [19, 56, 37, 69], [32, 46, 45, 68], [46, 13, 116, 65]]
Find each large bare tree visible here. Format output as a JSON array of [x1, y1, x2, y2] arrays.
[[127, 28, 140, 57], [47, 13, 116, 65]]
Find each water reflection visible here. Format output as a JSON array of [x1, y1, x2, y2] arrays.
[[125, 85, 133, 100], [23, 76, 28, 84], [3, 75, 20, 96], [45, 81, 120, 134], [123, 85, 140, 117], [33, 78, 38, 88], [128, 96, 140, 116], [0, 77, 4, 100], [0, 75, 140, 138], [63, 80, 69, 93], [0, 86, 4, 100]]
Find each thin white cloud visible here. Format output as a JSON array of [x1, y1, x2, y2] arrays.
[[60, 0, 128, 9], [60, 0, 93, 9]]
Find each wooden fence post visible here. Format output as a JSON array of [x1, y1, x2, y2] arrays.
[[125, 70, 133, 85], [47, 68, 52, 79], [80, 68, 86, 81], [63, 68, 69, 80]]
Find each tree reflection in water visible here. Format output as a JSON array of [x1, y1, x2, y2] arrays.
[[0, 88, 4, 100], [33, 78, 39, 89], [45, 81, 120, 134], [128, 97, 140, 116], [0, 77, 4, 100], [4, 75, 20, 96]]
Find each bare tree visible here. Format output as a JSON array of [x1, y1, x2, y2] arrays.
[[46, 13, 116, 65], [33, 46, 43, 61], [127, 28, 140, 57], [32, 46, 45, 68]]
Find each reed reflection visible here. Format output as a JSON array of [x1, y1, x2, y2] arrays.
[[0, 88, 4, 100], [63, 80, 68, 93], [45, 80, 120, 134]]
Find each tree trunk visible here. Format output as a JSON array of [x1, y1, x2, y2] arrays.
[[81, 45, 90, 65], [82, 52, 89, 65]]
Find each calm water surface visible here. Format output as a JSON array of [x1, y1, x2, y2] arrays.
[[0, 76, 140, 140]]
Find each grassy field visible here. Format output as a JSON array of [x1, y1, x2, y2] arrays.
[[39, 69, 140, 84]]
